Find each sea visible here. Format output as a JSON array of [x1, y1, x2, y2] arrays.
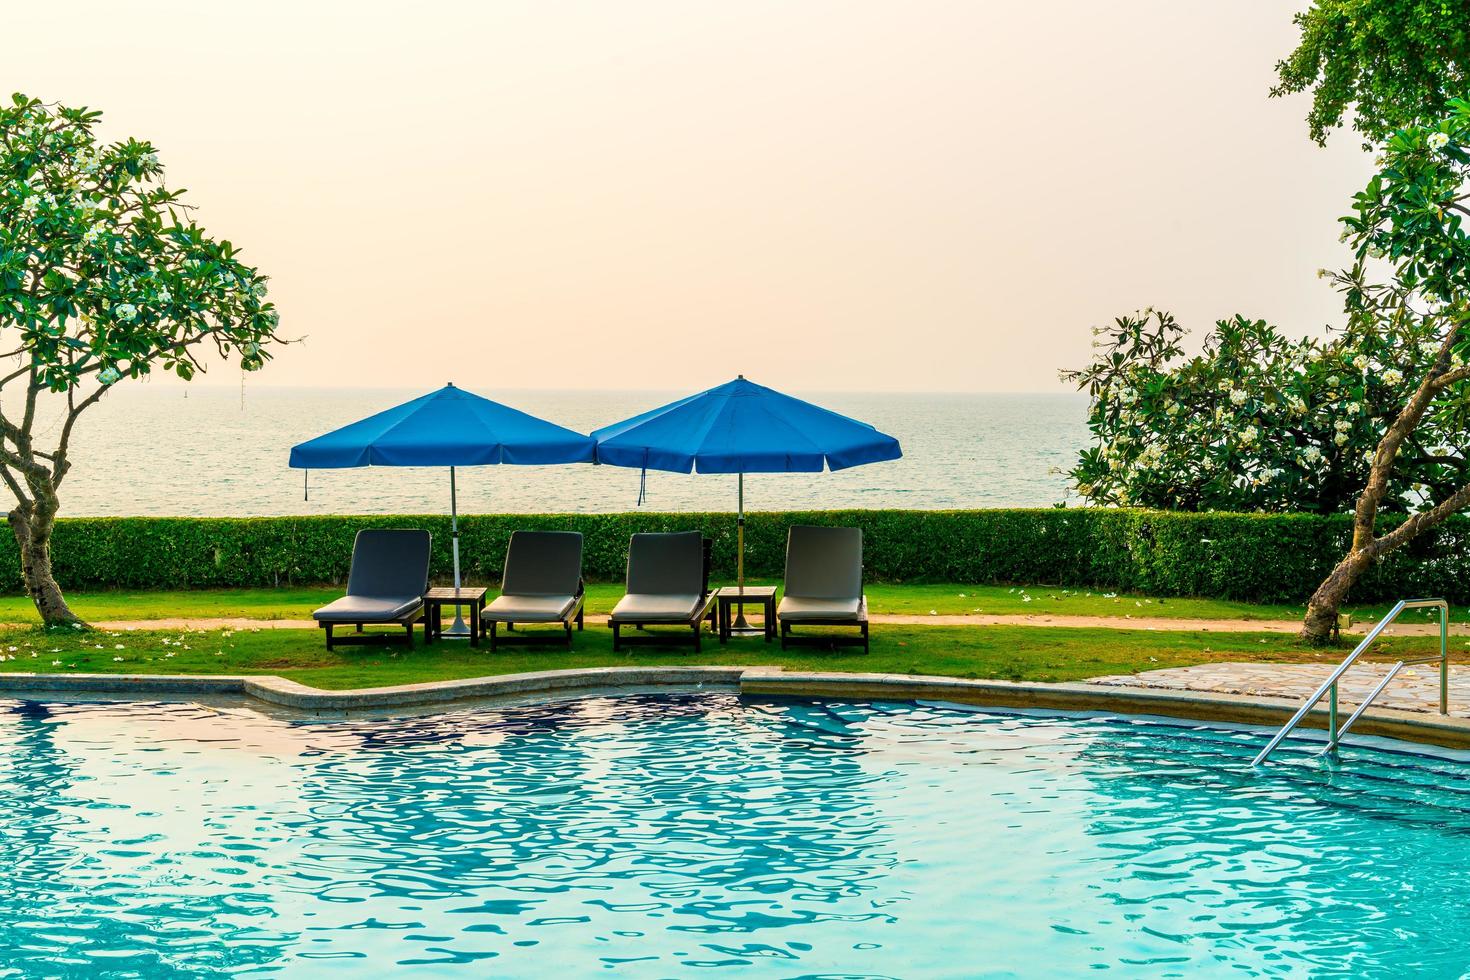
[[54, 386, 1089, 517]]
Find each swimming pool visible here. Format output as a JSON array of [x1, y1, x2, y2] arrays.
[[2, 692, 1468, 977]]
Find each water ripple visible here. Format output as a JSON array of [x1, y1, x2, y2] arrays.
[[1, 695, 1469, 977]]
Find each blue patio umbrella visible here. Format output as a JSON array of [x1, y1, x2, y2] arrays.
[[593, 376, 901, 631], [290, 383, 595, 636]]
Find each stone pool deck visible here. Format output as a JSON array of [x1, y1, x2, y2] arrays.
[[1090, 661, 1465, 717]]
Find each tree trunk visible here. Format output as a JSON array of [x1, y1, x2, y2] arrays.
[[9, 504, 81, 627], [1299, 547, 1377, 644]]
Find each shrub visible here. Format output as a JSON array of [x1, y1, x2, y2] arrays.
[[8, 509, 1470, 605]]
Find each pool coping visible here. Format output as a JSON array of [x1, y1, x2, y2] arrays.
[[4, 665, 1470, 750]]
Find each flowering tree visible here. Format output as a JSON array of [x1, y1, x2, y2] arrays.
[[1064, 311, 1451, 514], [1068, 101, 1470, 643], [0, 94, 280, 625], [1293, 103, 1470, 641]]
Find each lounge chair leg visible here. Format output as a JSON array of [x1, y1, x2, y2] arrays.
[[488, 620, 498, 652], [780, 621, 789, 650], [576, 607, 584, 631], [325, 623, 334, 650], [862, 622, 869, 654], [612, 622, 621, 653], [565, 621, 573, 648], [355, 623, 363, 633]]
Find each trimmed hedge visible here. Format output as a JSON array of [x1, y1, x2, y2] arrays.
[[7, 508, 1470, 605]]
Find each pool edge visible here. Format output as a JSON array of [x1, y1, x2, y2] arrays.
[[4, 665, 1470, 750]]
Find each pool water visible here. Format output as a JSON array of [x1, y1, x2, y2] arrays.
[[3, 693, 1469, 978]]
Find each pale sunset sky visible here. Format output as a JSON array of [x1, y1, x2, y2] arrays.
[[11, 1, 1371, 393]]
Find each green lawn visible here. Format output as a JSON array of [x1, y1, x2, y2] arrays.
[[0, 621, 1450, 691], [0, 582, 1431, 624]]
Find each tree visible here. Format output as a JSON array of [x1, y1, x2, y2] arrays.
[[0, 94, 280, 626], [1296, 102, 1470, 641], [1067, 102, 1470, 644], [1273, 0, 1470, 146], [1063, 310, 1451, 514]]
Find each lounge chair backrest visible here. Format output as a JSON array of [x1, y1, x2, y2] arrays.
[[626, 532, 704, 596], [784, 525, 862, 599], [501, 530, 584, 596], [346, 529, 432, 598]]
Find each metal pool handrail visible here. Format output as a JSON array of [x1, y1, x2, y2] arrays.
[[1251, 598, 1449, 767]]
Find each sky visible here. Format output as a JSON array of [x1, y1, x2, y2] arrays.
[[9, 1, 1374, 393]]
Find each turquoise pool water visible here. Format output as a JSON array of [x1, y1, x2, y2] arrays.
[[2, 693, 1469, 978]]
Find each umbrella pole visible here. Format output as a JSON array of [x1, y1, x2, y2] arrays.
[[732, 472, 755, 633], [445, 465, 470, 638]]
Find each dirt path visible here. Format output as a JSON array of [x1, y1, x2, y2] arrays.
[[49, 612, 1464, 636]]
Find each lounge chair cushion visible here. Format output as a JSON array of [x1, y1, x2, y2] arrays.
[[778, 595, 867, 622], [609, 593, 705, 623], [784, 526, 863, 599], [484, 594, 578, 623], [346, 529, 433, 597], [501, 531, 584, 597], [313, 594, 422, 623], [625, 532, 704, 596]]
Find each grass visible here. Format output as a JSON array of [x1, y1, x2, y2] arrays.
[[0, 621, 1454, 691], [0, 582, 1435, 624]]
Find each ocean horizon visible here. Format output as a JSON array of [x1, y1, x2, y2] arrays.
[[62, 385, 1089, 517]]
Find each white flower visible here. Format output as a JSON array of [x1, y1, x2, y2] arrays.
[[156, 287, 171, 305], [98, 366, 121, 385], [112, 303, 137, 322], [1421, 340, 1441, 358], [1229, 389, 1247, 405], [1301, 446, 1323, 465], [1239, 426, 1259, 447], [1335, 419, 1352, 431], [1352, 354, 1369, 371], [1381, 368, 1404, 386], [1367, 245, 1387, 260], [1335, 432, 1349, 446], [1428, 132, 1451, 151]]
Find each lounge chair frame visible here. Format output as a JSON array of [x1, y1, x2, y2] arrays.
[[323, 614, 421, 651], [778, 612, 869, 653], [487, 589, 586, 652]]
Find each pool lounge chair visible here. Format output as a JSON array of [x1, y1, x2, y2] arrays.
[[481, 530, 586, 651], [777, 525, 868, 652], [609, 532, 716, 652], [313, 529, 431, 650]]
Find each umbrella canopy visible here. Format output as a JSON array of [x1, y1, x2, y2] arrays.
[[289, 383, 595, 469], [591, 376, 901, 474]]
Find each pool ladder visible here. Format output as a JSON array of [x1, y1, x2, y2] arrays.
[[1252, 598, 1450, 766]]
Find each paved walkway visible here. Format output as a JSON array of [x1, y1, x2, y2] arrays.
[[1090, 661, 1465, 717], [66, 612, 1463, 636]]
